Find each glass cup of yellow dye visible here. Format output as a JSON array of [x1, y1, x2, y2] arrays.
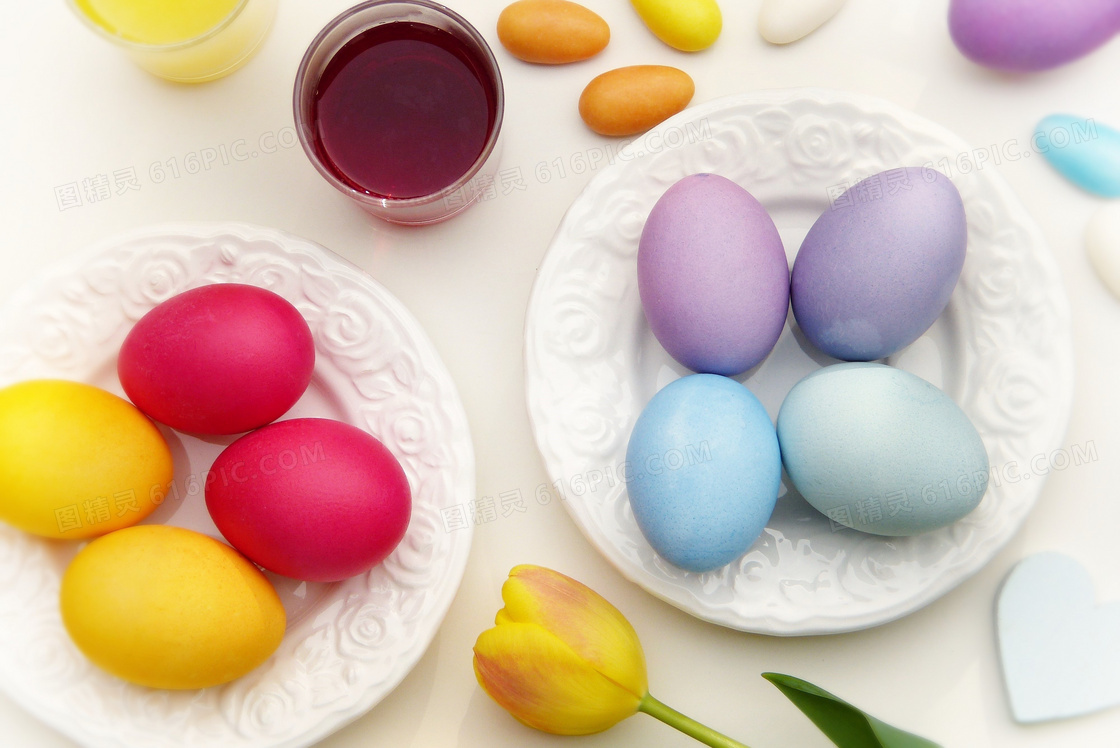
[[68, 0, 277, 83]]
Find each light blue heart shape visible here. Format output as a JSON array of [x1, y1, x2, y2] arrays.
[[997, 552, 1120, 723]]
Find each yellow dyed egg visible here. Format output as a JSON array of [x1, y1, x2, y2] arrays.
[[60, 525, 286, 689], [631, 0, 722, 51], [0, 380, 172, 539]]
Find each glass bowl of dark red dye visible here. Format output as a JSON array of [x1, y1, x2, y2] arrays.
[[294, 0, 504, 225]]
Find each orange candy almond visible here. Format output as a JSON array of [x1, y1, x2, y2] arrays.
[[497, 0, 610, 64], [578, 65, 694, 137]]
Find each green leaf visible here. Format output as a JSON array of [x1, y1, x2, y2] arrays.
[[762, 673, 941, 748]]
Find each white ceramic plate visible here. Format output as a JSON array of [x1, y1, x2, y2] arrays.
[[525, 89, 1074, 636], [0, 223, 474, 746]]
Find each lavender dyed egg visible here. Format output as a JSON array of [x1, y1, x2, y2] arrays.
[[949, 0, 1120, 72], [638, 173, 789, 376], [791, 168, 967, 362]]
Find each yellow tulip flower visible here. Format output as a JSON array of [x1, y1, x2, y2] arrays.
[[473, 565, 750, 747], [473, 564, 647, 734]]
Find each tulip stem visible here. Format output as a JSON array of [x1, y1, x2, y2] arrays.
[[639, 693, 752, 748]]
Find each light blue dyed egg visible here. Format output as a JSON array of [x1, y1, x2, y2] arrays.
[[625, 374, 781, 572], [1036, 114, 1120, 197], [777, 363, 989, 536]]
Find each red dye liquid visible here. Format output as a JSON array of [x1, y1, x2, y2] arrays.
[[310, 22, 497, 200]]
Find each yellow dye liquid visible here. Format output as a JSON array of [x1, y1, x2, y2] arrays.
[[71, 0, 276, 82], [74, 0, 242, 45]]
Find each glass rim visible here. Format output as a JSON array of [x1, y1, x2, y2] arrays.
[[66, 0, 252, 52], [292, 0, 505, 210]]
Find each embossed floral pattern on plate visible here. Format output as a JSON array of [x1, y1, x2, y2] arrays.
[[525, 89, 1074, 635]]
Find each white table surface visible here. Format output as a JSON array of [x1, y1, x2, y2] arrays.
[[2, 1, 1119, 746]]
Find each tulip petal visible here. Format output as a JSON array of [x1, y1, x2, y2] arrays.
[[500, 565, 648, 699], [474, 621, 641, 735]]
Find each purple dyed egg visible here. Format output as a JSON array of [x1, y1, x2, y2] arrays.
[[949, 0, 1120, 72], [638, 174, 789, 376], [791, 167, 966, 362]]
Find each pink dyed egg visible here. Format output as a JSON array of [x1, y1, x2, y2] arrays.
[[119, 284, 315, 435], [205, 418, 412, 582]]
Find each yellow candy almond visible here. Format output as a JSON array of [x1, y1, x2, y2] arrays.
[[497, 0, 610, 64], [578, 65, 694, 137], [631, 0, 722, 52]]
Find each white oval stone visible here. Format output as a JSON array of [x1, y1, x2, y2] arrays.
[[758, 0, 848, 44], [1086, 202, 1120, 299]]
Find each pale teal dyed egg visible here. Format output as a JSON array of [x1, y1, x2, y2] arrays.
[[625, 374, 781, 572], [777, 363, 989, 536]]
